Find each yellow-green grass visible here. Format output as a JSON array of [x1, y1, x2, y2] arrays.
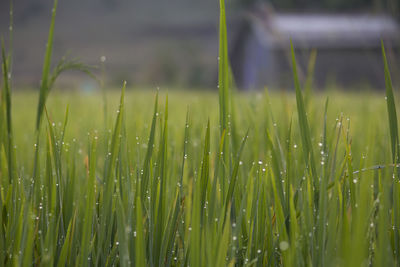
[[10, 90, 391, 171], [2, 88, 398, 266]]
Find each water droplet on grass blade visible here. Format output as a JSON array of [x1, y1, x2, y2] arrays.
[[279, 241, 289, 251]]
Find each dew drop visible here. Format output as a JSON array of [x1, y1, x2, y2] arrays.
[[279, 241, 289, 251]]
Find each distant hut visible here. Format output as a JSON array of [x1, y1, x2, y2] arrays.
[[230, 4, 400, 90]]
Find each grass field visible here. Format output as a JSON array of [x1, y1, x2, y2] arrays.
[[4, 89, 396, 266], [9, 89, 392, 172], [2, 0, 400, 266]]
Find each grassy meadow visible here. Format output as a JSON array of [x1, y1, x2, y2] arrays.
[[2, 0, 400, 266]]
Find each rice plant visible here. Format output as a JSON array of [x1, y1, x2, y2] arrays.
[[0, 0, 399, 266]]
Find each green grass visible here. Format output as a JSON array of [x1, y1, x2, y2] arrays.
[[1, 0, 400, 266]]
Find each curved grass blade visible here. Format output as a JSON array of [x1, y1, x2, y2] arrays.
[[141, 93, 158, 197], [218, 0, 230, 133], [290, 41, 317, 184], [1, 41, 15, 183], [36, 0, 95, 131], [36, 0, 58, 131], [223, 130, 249, 225], [381, 40, 400, 263], [57, 212, 76, 267], [208, 130, 226, 225], [381, 40, 400, 164], [200, 119, 210, 221], [78, 136, 97, 266], [304, 49, 317, 107], [96, 82, 125, 265], [135, 196, 146, 267]]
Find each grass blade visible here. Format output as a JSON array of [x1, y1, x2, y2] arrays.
[[36, 0, 58, 130], [290, 41, 317, 184], [1, 41, 15, 182], [382, 41, 399, 164]]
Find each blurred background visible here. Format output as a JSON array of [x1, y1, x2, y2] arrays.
[[0, 0, 400, 91]]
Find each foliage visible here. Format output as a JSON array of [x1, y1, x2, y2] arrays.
[[1, 0, 400, 266]]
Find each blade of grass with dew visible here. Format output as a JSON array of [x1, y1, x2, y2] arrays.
[[56, 211, 76, 267], [290, 41, 317, 191], [265, 89, 286, 171], [33, 0, 95, 189], [245, 165, 259, 263], [223, 130, 248, 225], [1, 42, 16, 183], [288, 185, 298, 266], [141, 93, 158, 198], [374, 170, 393, 266], [35, 2, 97, 131], [382, 40, 400, 260], [153, 96, 169, 267], [78, 136, 97, 266], [96, 82, 125, 265], [190, 172, 202, 267], [10, 199, 24, 266], [265, 130, 285, 210], [285, 118, 293, 211], [382, 41, 400, 165], [36, 0, 58, 131], [3, 180, 16, 264], [48, 58, 96, 91], [304, 49, 317, 108], [45, 109, 66, 236], [174, 107, 190, 261], [208, 130, 226, 225], [160, 190, 180, 266], [214, 204, 232, 266], [180, 108, 190, 200], [116, 192, 131, 267], [200, 119, 210, 222], [315, 99, 332, 266], [269, 167, 289, 265], [41, 128, 59, 266], [0, 96, 5, 184], [344, 123, 357, 212], [6, 0, 13, 71], [134, 195, 146, 267], [21, 205, 34, 267], [218, 0, 232, 199], [349, 171, 374, 266], [218, 0, 230, 134]]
